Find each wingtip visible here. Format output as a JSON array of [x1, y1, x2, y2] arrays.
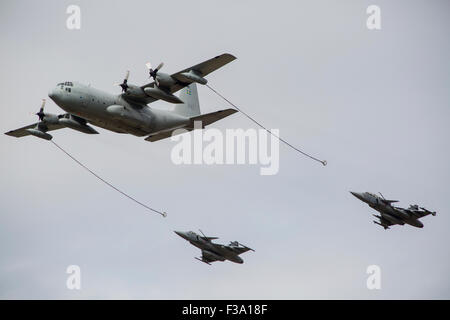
[[219, 53, 237, 61]]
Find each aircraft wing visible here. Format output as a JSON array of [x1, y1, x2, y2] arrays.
[[5, 122, 66, 138], [228, 242, 255, 255], [5, 114, 99, 139], [406, 207, 436, 219], [139, 53, 236, 104], [230, 246, 254, 255], [170, 53, 237, 83]]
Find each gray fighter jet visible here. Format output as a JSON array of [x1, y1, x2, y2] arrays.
[[350, 191, 436, 229], [174, 230, 254, 265], [5, 54, 237, 141]]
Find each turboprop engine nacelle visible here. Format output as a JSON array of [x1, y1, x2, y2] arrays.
[[144, 86, 183, 104], [154, 73, 176, 87], [124, 84, 147, 99], [26, 128, 53, 140]]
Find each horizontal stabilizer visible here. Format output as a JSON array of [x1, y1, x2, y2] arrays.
[[145, 109, 237, 142], [190, 108, 237, 127], [145, 127, 193, 142]]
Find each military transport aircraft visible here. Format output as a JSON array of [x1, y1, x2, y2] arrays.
[[350, 191, 436, 229], [174, 230, 254, 265], [5, 53, 237, 142]]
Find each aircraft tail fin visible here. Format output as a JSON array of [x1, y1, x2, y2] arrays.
[[173, 83, 201, 117]]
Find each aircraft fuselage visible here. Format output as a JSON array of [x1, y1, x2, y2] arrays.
[[351, 191, 424, 228], [48, 81, 189, 137]]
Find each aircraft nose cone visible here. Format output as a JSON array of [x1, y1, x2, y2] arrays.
[[174, 231, 187, 239], [350, 191, 364, 201], [48, 88, 57, 101]]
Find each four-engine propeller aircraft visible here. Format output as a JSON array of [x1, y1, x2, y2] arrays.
[[174, 230, 254, 265], [5, 53, 237, 142], [350, 191, 436, 229]]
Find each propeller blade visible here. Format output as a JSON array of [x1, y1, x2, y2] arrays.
[[155, 62, 164, 72], [116, 70, 130, 92], [146, 61, 164, 84], [36, 99, 46, 121]]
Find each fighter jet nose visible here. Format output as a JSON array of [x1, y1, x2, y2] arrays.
[[350, 191, 364, 200], [174, 231, 187, 239]]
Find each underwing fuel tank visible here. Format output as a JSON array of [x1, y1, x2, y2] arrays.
[[143, 87, 183, 104], [179, 71, 208, 85], [26, 128, 53, 140]]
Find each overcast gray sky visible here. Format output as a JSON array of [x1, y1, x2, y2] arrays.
[[1, 0, 449, 299]]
